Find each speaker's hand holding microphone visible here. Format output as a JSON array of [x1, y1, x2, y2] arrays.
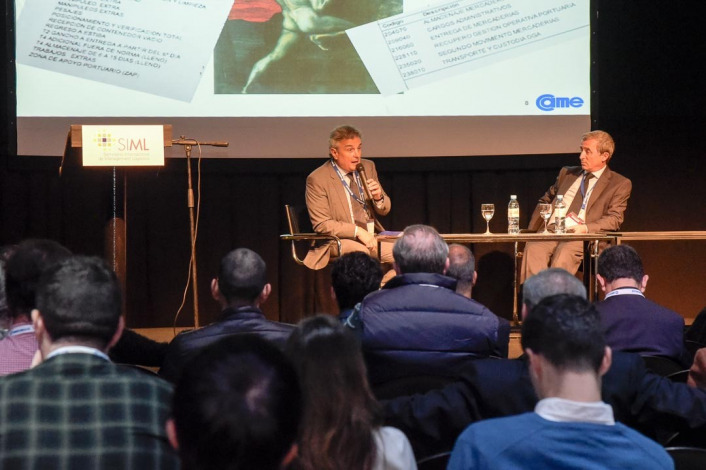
[[356, 163, 382, 202]]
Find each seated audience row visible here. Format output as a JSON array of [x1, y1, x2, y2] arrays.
[[0, 251, 416, 469], [2, 231, 706, 469], [0, 255, 178, 468], [448, 294, 673, 469], [384, 268, 706, 459]]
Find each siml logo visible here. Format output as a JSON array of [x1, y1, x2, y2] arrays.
[[93, 131, 113, 148]]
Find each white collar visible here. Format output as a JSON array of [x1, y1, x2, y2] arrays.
[[587, 166, 606, 179], [46, 345, 111, 362], [8, 322, 34, 337], [535, 397, 615, 425]]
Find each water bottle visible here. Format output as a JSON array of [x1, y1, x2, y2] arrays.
[[507, 195, 520, 234], [554, 195, 566, 234]]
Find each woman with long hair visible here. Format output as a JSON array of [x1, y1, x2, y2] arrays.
[[286, 315, 417, 470]]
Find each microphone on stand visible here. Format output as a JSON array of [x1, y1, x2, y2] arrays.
[[356, 163, 373, 201], [172, 138, 229, 147]]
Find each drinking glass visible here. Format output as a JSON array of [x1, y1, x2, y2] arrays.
[[481, 204, 494, 235], [539, 203, 552, 233]]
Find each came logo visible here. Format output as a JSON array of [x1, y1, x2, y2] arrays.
[[536, 94, 584, 112]]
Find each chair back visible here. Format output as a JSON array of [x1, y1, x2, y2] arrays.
[[663, 430, 706, 448], [642, 355, 684, 377], [372, 375, 454, 401], [666, 447, 706, 470], [286, 204, 318, 234], [666, 369, 690, 383], [417, 452, 452, 470], [685, 339, 706, 358], [285, 204, 302, 234], [281, 205, 341, 268]]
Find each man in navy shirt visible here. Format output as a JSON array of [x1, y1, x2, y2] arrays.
[[596, 244, 689, 366]]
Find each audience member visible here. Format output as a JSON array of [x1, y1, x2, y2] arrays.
[[0, 256, 178, 468], [521, 268, 587, 312], [0, 239, 71, 376], [286, 315, 417, 470], [168, 335, 301, 470], [447, 294, 672, 469], [360, 224, 510, 386], [0, 245, 16, 333], [330, 251, 382, 332], [596, 244, 689, 366], [446, 244, 476, 298], [384, 268, 706, 458], [159, 248, 294, 382]]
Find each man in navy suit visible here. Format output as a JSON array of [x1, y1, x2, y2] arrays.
[[596, 244, 689, 366]]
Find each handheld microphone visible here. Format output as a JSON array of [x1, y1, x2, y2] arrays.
[[356, 163, 373, 201]]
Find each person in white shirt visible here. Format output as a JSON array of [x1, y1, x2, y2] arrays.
[[448, 294, 673, 470]]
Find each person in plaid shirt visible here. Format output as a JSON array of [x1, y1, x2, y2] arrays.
[[0, 255, 179, 469]]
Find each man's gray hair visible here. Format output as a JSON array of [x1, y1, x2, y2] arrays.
[[522, 268, 586, 310], [393, 225, 449, 274]]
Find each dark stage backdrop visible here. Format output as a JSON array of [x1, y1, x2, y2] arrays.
[[2, 1, 706, 327]]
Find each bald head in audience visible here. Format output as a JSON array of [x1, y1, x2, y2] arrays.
[[446, 244, 477, 299], [392, 224, 450, 275], [521, 268, 586, 318]]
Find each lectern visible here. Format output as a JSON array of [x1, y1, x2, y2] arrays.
[[62, 124, 172, 317]]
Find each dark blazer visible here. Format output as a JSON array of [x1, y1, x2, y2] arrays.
[[159, 306, 294, 383], [383, 352, 706, 459], [597, 293, 689, 366], [304, 158, 390, 269], [528, 165, 632, 233], [0, 353, 179, 469]]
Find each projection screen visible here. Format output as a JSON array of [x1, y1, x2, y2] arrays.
[[14, 0, 591, 158]]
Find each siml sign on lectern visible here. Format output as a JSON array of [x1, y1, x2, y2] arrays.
[[71, 124, 170, 166]]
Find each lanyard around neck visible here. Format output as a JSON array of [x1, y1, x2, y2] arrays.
[[330, 159, 367, 207], [605, 287, 644, 299]]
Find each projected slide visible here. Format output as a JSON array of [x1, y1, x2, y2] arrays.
[[14, 0, 590, 158]]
